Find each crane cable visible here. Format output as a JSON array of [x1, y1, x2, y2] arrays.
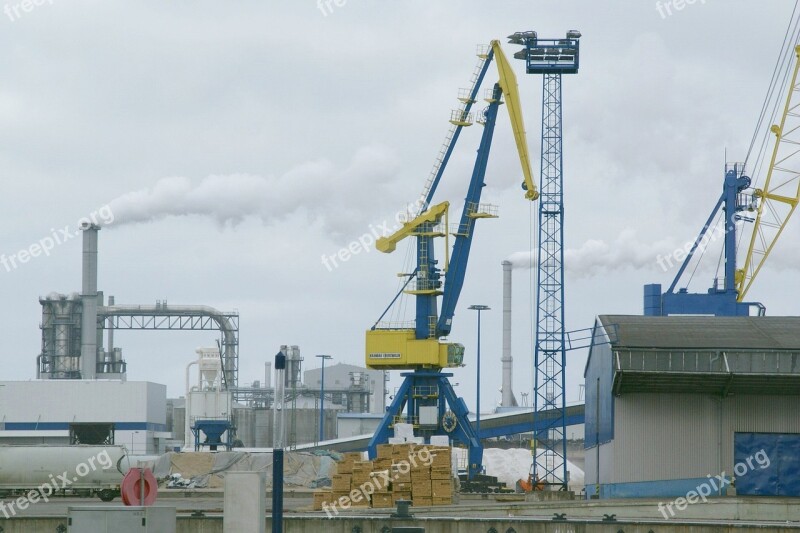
[[738, 1, 800, 263], [744, 0, 800, 173]]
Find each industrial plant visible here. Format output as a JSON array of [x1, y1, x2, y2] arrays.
[[3, 3, 800, 533]]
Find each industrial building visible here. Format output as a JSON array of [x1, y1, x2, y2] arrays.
[[303, 362, 387, 415], [0, 380, 169, 454], [585, 315, 800, 498]]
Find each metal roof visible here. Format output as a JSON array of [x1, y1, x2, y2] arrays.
[[595, 315, 800, 396], [599, 315, 800, 351]]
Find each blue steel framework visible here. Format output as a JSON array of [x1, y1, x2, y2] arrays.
[[514, 31, 580, 490], [367, 84, 504, 478], [643, 164, 765, 316]]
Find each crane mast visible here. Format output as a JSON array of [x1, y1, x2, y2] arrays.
[[509, 29, 581, 491]]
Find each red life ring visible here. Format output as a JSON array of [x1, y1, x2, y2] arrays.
[[121, 468, 158, 506]]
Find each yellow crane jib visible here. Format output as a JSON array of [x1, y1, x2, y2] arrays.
[[491, 40, 539, 201], [375, 201, 449, 254], [736, 44, 800, 300]]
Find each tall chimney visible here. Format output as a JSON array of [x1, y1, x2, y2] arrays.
[[501, 261, 517, 407], [80, 224, 100, 379]]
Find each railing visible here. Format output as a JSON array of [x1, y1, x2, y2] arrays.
[[615, 349, 800, 375]]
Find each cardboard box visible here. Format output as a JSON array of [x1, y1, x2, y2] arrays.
[[349, 490, 370, 508], [431, 479, 452, 498], [429, 448, 451, 467], [374, 458, 393, 471], [313, 490, 331, 511], [412, 480, 431, 497], [377, 444, 394, 459], [430, 467, 451, 480], [391, 443, 414, 460], [410, 470, 431, 483], [392, 481, 412, 493], [372, 493, 394, 508], [432, 495, 452, 506], [353, 460, 374, 471], [392, 491, 412, 505], [331, 474, 352, 492], [413, 496, 432, 507], [391, 465, 411, 483], [330, 491, 350, 506], [343, 452, 364, 461], [370, 470, 391, 492], [336, 460, 354, 475]]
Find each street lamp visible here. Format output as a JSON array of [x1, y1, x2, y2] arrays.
[[468, 305, 490, 442], [316, 355, 333, 442]]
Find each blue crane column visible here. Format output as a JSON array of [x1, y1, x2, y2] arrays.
[[512, 30, 581, 491]]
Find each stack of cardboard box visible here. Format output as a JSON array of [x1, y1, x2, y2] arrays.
[[312, 444, 456, 511]]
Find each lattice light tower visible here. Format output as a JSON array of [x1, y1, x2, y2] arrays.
[[510, 29, 581, 490]]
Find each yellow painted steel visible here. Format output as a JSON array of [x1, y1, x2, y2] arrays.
[[375, 201, 449, 254], [365, 329, 465, 370], [491, 40, 539, 201], [737, 45, 800, 300]]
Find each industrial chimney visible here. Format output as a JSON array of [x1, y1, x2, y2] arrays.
[[501, 261, 517, 407], [80, 223, 100, 379]]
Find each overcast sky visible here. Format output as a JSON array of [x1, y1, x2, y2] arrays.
[[2, 1, 799, 412]]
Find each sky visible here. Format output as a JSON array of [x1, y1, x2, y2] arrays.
[[2, 1, 800, 412]]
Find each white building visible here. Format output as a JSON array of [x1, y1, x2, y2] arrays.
[[0, 380, 169, 455]]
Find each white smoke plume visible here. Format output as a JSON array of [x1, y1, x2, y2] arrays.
[[106, 145, 401, 238], [506, 229, 683, 278]]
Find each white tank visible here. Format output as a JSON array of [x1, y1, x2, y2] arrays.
[[0, 445, 128, 496]]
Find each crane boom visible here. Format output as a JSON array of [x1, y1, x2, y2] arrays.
[[736, 45, 800, 300], [491, 40, 539, 200]]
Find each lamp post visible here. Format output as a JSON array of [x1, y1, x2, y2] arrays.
[[468, 305, 490, 442], [316, 355, 333, 442]]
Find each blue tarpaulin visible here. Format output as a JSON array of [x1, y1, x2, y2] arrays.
[[734, 432, 800, 496]]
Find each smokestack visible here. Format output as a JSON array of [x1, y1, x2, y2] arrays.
[[80, 224, 100, 379], [501, 261, 517, 407]]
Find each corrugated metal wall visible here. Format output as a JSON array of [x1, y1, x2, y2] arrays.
[[610, 392, 800, 484], [721, 395, 800, 470], [585, 320, 615, 447]]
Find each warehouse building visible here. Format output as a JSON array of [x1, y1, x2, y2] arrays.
[[585, 315, 800, 499]]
